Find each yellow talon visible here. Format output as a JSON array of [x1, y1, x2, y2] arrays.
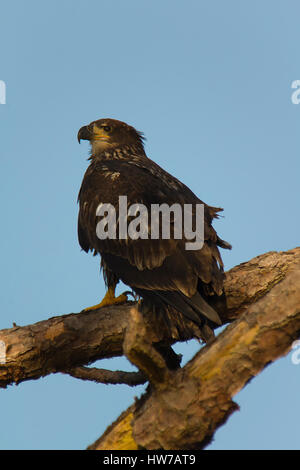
[[84, 287, 128, 311]]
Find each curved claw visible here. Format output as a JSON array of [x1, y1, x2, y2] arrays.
[[83, 287, 128, 312]]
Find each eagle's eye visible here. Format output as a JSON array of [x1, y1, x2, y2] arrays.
[[102, 125, 111, 133]]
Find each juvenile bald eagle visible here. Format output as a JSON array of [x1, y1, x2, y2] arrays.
[[77, 118, 231, 343]]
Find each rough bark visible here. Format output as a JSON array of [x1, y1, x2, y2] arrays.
[[64, 366, 146, 386], [0, 248, 299, 449], [89, 247, 300, 450]]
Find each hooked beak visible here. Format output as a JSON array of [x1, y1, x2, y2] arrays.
[[77, 125, 93, 143]]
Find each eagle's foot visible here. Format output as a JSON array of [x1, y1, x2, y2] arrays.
[[84, 287, 128, 311]]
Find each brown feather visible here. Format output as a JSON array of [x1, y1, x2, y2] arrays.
[[77, 119, 231, 340]]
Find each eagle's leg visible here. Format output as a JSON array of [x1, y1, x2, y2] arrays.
[[84, 286, 128, 311]]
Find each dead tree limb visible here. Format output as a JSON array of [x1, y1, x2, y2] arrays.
[[64, 366, 146, 386], [0, 248, 299, 448], [89, 247, 300, 449]]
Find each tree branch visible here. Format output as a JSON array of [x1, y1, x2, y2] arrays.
[[0, 248, 299, 448], [64, 366, 146, 386], [89, 247, 300, 449]]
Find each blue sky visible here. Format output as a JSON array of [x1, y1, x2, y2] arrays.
[[0, 0, 300, 449]]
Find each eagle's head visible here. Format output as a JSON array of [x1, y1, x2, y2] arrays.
[[77, 118, 145, 155]]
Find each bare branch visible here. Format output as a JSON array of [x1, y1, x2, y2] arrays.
[[64, 366, 146, 386], [0, 248, 299, 389], [90, 250, 300, 449]]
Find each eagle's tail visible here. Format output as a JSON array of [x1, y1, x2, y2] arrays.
[[153, 290, 222, 341], [136, 287, 222, 343]]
